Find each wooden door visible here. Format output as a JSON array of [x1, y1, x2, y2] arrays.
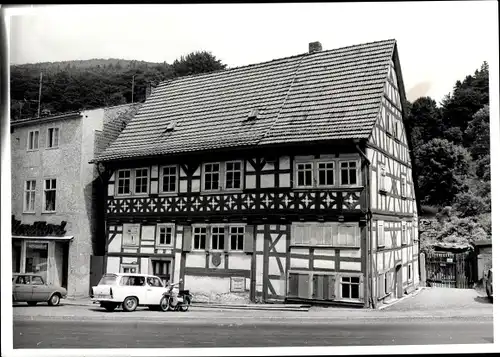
[[396, 265, 403, 298]]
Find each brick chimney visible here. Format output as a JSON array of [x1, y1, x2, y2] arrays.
[[309, 41, 322, 53]]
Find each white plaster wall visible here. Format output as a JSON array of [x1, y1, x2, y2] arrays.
[[186, 253, 206, 268], [107, 257, 120, 273], [184, 275, 230, 294], [228, 254, 251, 270]]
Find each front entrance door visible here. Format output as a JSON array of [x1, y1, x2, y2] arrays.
[[396, 264, 403, 298]]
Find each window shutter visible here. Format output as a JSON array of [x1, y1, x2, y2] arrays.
[[328, 275, 336, 300], [377, 221, 385, 247], [243, 225, 254, 253], [182, 226, 192, 252]]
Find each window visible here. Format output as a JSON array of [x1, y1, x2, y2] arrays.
[[385, 272, 391, 295], [15, 276, 29, 284], [27, 130, 39, 150], [377, 221, 385, 247], [318, 162, 335, 186], [393, 120, 399, 138], [401, 178, 407, 198], [225, 161, 242, 189], [340, 276, 360, 299], [47, 127, 59, 148], [43, 179, 56, 212], [402, 222, 407, 245], [291, 223, 360, 247], [120, 275, 144, 286], [211, 226, 225, 250], [134, 168, 149, 194], [120, 265, 139, 274], [230, 226, 245, 251], [116, 168, 149, 195], [117, 170, 132, 195], [296, 162, 313, 187], [156, 224, 174, 247], [408, 264, 412, 281], [24, 180, 36, 212], [340, 161, 358, 186], [31, 276, 44, 285], [203, 163, 220, 191], [193, 227, 207, 250], [152, 260, 171, 285], [379, 164, 387, 192], [147, 277, 163, 287], [160, 165, 177, 193]]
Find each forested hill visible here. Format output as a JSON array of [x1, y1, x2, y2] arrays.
[[10, 51, 226, 120]]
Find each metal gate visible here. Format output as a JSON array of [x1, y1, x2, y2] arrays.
[[425, 251, 474, 289]]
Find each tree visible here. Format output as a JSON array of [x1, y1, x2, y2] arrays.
[[172, 51, 226, 78], [465, 105, 490, 160], [414, 138, 472, 206]]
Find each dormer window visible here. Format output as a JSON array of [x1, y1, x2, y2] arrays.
[[246, 108, 259, 121], [164, 121, 177, 132]]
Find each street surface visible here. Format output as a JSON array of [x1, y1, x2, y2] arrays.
[[12, 288, 494, 348]]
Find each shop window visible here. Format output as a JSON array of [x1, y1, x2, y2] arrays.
[[152, 260, 171, 286], [43, 179, 57, 212], [291, 223, 360, 248], [25, 242, 48, 282], [12, 240, 22, 273], [340, 276, 360, 299]]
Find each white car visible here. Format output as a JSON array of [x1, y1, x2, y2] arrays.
[[91, 273, 168, 312]]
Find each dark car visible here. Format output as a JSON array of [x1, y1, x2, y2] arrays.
[[12, 273, 67, 306], [485, 268, 493, 302]]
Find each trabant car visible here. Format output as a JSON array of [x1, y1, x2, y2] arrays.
[[91, 273, 168, 312], [12, 273, 67, 306]]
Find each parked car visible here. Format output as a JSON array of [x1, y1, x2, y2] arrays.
[[485, 268, 493, 301], [91, 273, 168, 312], [12, 273, 67, 306]]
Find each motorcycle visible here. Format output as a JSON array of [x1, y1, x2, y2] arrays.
[[159, 279, 192, 312]]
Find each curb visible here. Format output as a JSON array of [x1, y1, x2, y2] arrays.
[[193, 304, 310, 312], [378, 287, 426, 310]]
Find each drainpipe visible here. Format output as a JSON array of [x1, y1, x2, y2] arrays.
[[355, 143, 374, 308]]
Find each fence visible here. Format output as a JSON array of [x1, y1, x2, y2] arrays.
[[425, 251, 474, 289]]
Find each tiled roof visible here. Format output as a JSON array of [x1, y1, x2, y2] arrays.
[[94, 39, 397, 163]]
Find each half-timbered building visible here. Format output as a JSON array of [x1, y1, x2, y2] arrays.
[[92, 39, 420, 308]]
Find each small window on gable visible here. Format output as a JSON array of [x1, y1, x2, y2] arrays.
[[247, 108, 259, 121], [164, 121, 176, 132]]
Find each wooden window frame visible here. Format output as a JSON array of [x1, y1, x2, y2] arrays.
[[46, 126, 60, 149], [23, 179, 36, 213], [192, 225, 208, 251], [210, 225, 225, 251], [407, 263, 412, 282], [27, 129, 40, 151], [316, 161, 336, 188], [291, 222, 360, 248], [151, 259, 172, 285], [116, 169, 132, 196], [339, 275, 362, 301], [339, 160, 360, 187], [379, 163, 387, 193], [133, 167, 150, 195], [159, 165, 178, 194], [224, 160, 243, 190], [120, 264, 139, 274], [202, 162, 221, 192], [156, 223, 175, 248], [229, 225, 245, 252], [295, 161, 315, 189], [42, 178, 57, 213]]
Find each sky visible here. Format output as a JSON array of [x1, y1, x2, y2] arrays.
[[5, 2, 500, 104]]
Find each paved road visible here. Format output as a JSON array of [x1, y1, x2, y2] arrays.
[[14, 317, 493, 348]]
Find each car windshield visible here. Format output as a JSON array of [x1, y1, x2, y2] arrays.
[[98, 274, 118, 285]]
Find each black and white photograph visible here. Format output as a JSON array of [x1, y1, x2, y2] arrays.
[[0, 2, 499, 356]]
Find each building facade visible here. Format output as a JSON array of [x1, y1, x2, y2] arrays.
[[93, 40, 420, 307], [11, 103, 141, 297]]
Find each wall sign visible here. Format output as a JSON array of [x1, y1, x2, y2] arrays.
[[230, 277, 245, 293]]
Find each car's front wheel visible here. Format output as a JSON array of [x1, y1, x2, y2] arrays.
[[48, 293, 61, 306], [122, 296, 138, 312], [27, 301, 37, 306]]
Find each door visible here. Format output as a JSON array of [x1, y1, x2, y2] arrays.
[[14, 275, 33, 301], [145, 276, 165, 305], [396, 265, 403, 298], [31, 275, 51, 301]]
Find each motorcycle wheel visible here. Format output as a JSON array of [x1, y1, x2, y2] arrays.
[[179, 298, 190, 312], [159, 296, 172, 312]]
